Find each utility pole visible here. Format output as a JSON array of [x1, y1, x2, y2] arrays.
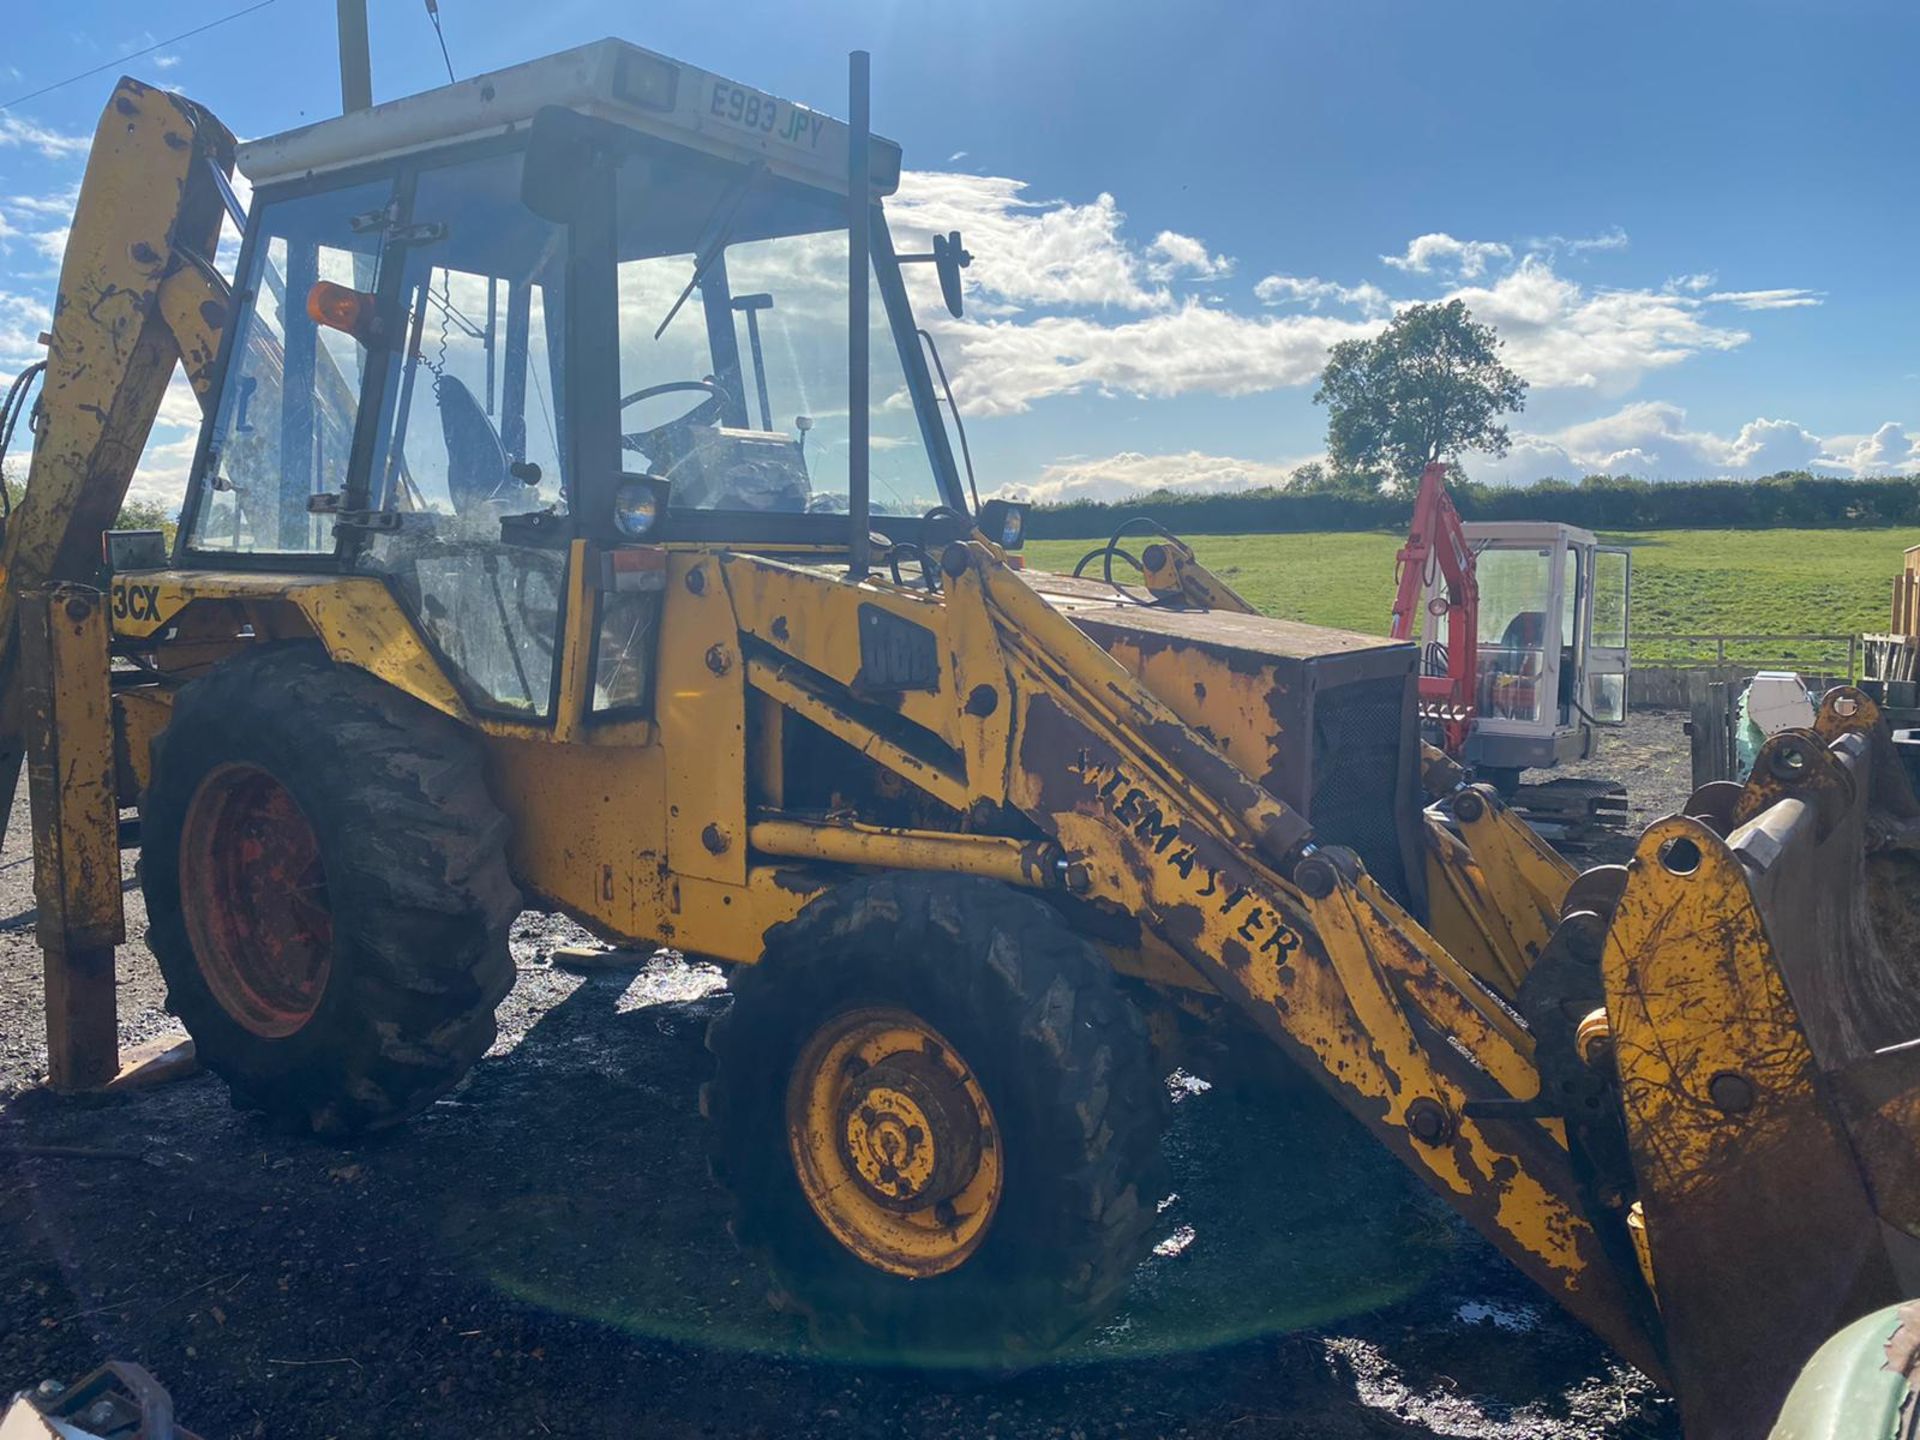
[[336, 0, 373, 113]]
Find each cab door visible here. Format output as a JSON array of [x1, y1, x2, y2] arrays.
[[1586, 545, 1631, 723]]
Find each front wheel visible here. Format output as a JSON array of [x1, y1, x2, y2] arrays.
[[142, 646, 519, 1135], [704, 873, 1169, 1361]]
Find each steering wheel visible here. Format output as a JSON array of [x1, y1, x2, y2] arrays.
[[620, 379, 726, 463]]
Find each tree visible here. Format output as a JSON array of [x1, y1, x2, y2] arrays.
[[1313, 299, 1527, 492], [1286, 459, 1381, 496]]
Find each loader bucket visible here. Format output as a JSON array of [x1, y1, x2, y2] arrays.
[[1598, 688, 1920, 1438]]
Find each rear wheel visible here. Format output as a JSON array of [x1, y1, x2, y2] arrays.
[[704, 873, 1169, 1360], [142, 646, 519, 1135]]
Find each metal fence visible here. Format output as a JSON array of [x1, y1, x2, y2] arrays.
[[1627, 633, 1857, 710], [1632, 633, 1858, 677]]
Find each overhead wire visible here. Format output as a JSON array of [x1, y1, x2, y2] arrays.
[[0, 0, 280, 111]]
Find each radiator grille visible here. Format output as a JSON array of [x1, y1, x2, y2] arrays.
[[1310, 675, 1415, 906]]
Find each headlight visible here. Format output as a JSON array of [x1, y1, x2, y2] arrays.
[[613, 478, 669, 538], [977, 498, 1029, 551]]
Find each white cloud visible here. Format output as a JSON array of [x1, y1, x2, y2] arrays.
[[1667, 272, 1717, 294], [1381, 233, 1513, 279], [1145, 230, 1233, 282], [1254, 273, 1390, 317], [153, 54, 181, 71], [1445, 257, 1749, 392], [932, 302, 1378, 417], [999, 449, 1311, 504], [1823, 421, 1920, 477], [1529, 226, 1629, 259], [1466, 401, 1917, 485], [30, 227, 67, 264], [891, 172, 1179, 312], [0, 116, 89, 161], [1705, 287, 1824, 311], [126, 425, 198, 507], [0, 289, 51, 372]]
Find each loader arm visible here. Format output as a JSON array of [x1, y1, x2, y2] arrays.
[[933, 538, 1920, 1435], [0, 78, 236, 848], [933, 540, 1663, 1375]]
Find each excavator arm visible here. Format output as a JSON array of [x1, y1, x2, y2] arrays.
[[0, 78, 236, 1086], [1391, 460, 1479, 751]]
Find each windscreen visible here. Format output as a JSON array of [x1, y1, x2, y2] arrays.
[[613, 144, 945, 518]]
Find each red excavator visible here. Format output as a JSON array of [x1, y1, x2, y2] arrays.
[[1391, 462, 1632, 837]]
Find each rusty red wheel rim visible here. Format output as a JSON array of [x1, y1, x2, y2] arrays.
[[180, 762, 333, 1039]]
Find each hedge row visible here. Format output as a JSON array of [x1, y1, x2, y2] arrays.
[[1026, 472, 1920, 539]]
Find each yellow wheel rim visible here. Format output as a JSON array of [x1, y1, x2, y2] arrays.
[[786, 1006, 1002, 1278]]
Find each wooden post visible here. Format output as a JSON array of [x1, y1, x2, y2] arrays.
[[20, 584, 125, 1090]]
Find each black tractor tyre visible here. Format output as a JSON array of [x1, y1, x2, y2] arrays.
[[704, 873, 1170, 1361], [142, 645, 519, 1136]]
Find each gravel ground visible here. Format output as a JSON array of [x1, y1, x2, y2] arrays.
[[0, 718, 1697, 1439], [1555, 708, 1696, 865]]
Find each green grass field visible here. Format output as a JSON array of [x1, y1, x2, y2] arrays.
[[1025, 528, 1904, 668]]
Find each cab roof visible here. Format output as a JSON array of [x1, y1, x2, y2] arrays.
[[236, 38, 903, 198]]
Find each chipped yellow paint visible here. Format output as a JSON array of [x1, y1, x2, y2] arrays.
[[108, 571, 469, 719], [1602, 815, 1815, 1203]]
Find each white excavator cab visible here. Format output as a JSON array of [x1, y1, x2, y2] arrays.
[[1455, 521, 1631, 785]]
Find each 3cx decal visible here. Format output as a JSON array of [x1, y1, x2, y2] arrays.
[[110, 581, 164, 623]]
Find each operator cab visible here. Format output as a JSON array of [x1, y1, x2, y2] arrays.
[[175, 40, 974, 722], [1453, 521, 1631, 779]]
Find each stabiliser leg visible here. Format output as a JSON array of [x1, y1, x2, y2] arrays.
[[20, 584, 126, 1091]]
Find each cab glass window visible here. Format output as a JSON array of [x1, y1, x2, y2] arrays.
[[356, 148, 570, 719], [187, 180, 390, 554], [614, 148, 942, 518], [1475, 547, 1551, 724]]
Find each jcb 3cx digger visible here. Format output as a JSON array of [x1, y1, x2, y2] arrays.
[[4, 41, 1920, 1439]]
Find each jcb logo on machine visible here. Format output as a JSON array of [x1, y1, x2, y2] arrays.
[[110, 581, 163, 623]]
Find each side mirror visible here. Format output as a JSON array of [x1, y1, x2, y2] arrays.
[[976, 497, 1028, 550], [898, 230, 973, 318], [933, 231, 971, 318], [521, 106, 628, 224]]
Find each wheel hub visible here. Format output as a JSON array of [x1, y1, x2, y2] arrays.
[[180, 762, 333, 1039], [787, 1007, 1002, 1278], [836, 1049, 982, 1211]]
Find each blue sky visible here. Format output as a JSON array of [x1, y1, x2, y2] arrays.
[[1, 0, 1915, 505]]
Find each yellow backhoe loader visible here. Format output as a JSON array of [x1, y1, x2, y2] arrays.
[[4, 44, 1919, 1439]]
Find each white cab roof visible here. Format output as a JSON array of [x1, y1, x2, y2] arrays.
[[1464, 520, 1600, 549], [237, 39, 902, 197]]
